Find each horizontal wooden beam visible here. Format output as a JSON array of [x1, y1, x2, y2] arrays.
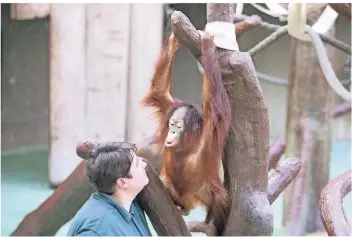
[[11, 4, 50, 20]]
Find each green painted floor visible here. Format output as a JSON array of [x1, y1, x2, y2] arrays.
[[1, 141, 351, 236]]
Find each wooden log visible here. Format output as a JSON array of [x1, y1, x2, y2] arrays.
[[126, 3, 162, 158], [85, 4, 130, 141], [333, 102, 351, 118], [11, 162, 93, 236], [172, 3, 273, 235], [49, 4, 86, 186], [10, 3, 50, 20], [267, 157, 301, 205], [320, 169, 351, 236], [283, 6, 336, 235], [138, 160, 191, 236]]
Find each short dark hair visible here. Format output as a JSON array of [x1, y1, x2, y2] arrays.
[[85, 142, 135, 194]]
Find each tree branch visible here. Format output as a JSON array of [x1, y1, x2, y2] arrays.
[[138, 160, 191, 236], [268, 137, 286, 171], [320, 169, 351, 236], [171, 11, 201, 61], [267, 157, 302, 205], [235, 15, 262, 37], [333, 103, 351, 118]]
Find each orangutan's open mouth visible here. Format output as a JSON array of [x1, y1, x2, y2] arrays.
[[165, 140, 175, 147]]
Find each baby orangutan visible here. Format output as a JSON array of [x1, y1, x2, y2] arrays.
[[141, 31, 231, 236]]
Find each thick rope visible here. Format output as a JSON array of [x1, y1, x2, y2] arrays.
[[197, 62, 350, 87], [233, 14, 351, 55], [305, 26, 351, 101], [249, 26, 288, 56], [257, 71, 350, 86]]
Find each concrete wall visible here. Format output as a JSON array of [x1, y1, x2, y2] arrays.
[[1, 3, 351, 152], [1, 3, 50, 151]]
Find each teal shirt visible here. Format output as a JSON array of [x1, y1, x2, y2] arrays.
[[67, 192, 152, 236]]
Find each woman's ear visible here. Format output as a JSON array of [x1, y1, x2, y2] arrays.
[[116, 178, 129, 189]]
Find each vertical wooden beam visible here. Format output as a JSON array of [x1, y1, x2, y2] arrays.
[[11, 3, 50, 20], [283, 7, 336, 235], [49, 4, 86, 186], [85, 4, 131, 141], [126, 3, 163, 143]]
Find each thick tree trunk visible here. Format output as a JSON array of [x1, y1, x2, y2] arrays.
[[208, 4, 272, 236], [172, 3, 273, 235], [283, 7, 335, 235]]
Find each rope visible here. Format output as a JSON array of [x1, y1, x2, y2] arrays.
[[233, 14, 351, 55], [197, 62, 350, 87], [305, 27, 351, 101], [257, 72, 350, 86], [248, 26, 288, 56], [256, 72, 288, 85]]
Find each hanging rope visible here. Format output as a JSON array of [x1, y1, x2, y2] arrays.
[[305, 27, 351, 101], [233, 14, 351, 55]]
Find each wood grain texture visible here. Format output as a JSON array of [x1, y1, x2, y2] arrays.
[[268, 157, 301, 205], [126, 4, 162, 143], [49, 4, 86, 186], [85, 4, 130, 141], [172, 4, 273, 235], [320, 169, 351, 236], [283, 6, 336, 235]]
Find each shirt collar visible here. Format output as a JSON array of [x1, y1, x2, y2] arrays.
[[92, 192, 136, 222]]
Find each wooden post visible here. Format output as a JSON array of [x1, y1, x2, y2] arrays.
[[10, 3, 50, 20], [49, 4, 86, 186], [126, 4, 162, 143], [283, 7, 336, 235], [126, 3, 163, 173], [85, 4, 130, 142]]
